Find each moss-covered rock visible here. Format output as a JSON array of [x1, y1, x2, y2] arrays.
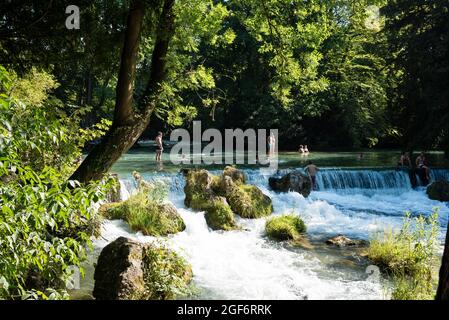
[[93, 237, 192, 300], [225, 183, 273, 218], [265, 214, 306, 241], [223, 165, 246, 184], [183, 167, 273, 230], [203, 197, 238, 231], [183, 169, 216, 209], [99, 190, 185, 236]]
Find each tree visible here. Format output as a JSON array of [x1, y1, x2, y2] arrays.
[[437, 226, 449, 300], [70, 0, 176, 182], [383, 0, 449, 153]]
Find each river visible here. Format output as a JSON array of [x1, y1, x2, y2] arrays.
[[77, 150, 449, 300]]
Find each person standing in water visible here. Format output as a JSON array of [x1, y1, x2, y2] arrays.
[[267, 133, 276, 156], [304, 145, 309, 154], [305, 160, 318, 190], [155, 131, 163, 162], [398, 151, 411, 168]]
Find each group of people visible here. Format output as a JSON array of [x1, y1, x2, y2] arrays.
[[299, 145, 310, 154], [398, 151, 431, 181]]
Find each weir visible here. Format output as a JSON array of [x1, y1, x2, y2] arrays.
[[118, 168, 449, 197]]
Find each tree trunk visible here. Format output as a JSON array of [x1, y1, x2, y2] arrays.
[[70, 0, 176, 183], [436, 225, 449, 300]]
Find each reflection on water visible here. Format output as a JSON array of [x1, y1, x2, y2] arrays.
[[111, 149, 449, 175]]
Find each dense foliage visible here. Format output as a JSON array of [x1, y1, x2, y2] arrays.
[[1, 1, 447, 151], [0, 67, 112, 299]]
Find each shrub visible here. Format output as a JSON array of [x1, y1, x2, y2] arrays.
[[0, 66, 113, 299], [0, 161, 112, 299], [141, 243, 192, 299], [265, 214, 306, 241], [367, 210, 440, 300]]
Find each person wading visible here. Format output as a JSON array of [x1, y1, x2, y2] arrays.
[[155, 131, 163, 162], [305, 160, 319, 190]]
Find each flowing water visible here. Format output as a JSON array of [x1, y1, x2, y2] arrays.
[[79, 151, 449, 300]]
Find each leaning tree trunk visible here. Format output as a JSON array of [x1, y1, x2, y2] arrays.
[[70, 0, 176, 183], [436, 225, 449, 300]]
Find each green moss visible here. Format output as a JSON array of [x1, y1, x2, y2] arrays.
[[265, 214, 306, 241], [223, 166, 246, 184], [204, 197, 238, 231], [226, 184, 273, 218], [141, 243, 192, 300], [183, 169, 215, 209], [100, 190, 185, 236]]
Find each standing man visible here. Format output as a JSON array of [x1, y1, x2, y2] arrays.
[[155, 131, 163, 162], [305, 160, 319, 190], [267, 132, 276, 156]]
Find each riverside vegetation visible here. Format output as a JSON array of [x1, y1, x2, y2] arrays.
[[367, 210, 440, 300]]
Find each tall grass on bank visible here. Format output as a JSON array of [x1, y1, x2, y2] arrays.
[[367, 210, 440, 300]]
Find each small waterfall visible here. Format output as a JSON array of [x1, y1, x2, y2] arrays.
[[315, 168, 413, 192], [432, 169, 449, 182], [119, 180, 131, 201]]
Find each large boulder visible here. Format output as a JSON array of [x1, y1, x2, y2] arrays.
[[427, 181, 449, 202], [268, 171, 312, 197], [93, 237, 192, 300], [93, 237, 146, 300]]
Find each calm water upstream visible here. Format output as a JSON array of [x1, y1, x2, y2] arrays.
[[77, 150, 449, 300]]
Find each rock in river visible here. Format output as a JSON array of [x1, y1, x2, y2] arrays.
[[427, 180, 449, 202], [268, 171, 312, 197]]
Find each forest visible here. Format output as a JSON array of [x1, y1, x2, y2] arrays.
[[1, 0, 449, 302]]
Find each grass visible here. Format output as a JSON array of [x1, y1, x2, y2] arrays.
[[265, 214, 306, 241], [100, 183, 185, 236], [367, 210, 440, 300]]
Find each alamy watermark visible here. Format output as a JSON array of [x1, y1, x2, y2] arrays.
[[169, 121, 279, 170], [65, 5, 80, 30]]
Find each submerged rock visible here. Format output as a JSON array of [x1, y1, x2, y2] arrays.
[[326, 235, 367, 247], [268, 171, 312, 197], [427, 181, 449, 202], [93, 237, 192, 300]]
